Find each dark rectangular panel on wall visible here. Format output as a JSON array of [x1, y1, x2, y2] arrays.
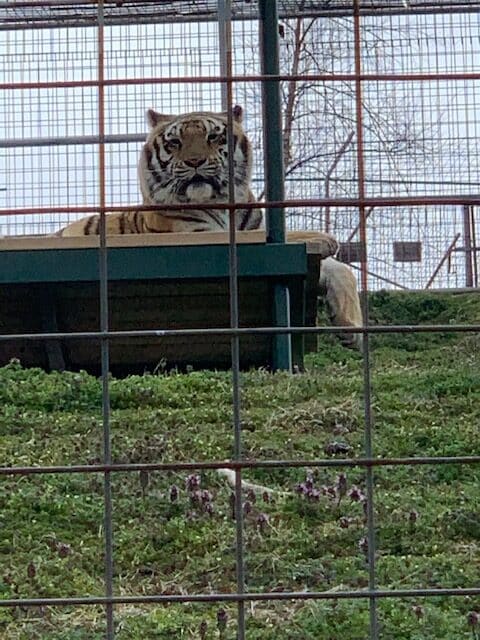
[[338, 242, 366, 264], [393, 241, 422, 262]]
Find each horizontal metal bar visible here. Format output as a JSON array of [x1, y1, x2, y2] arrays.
[[348, 264, 410, 290], [1, 71, 480, 93], [2, 195, 480, 218], [0, 324, 479, 344], [289, 3, 480, 19], [0, 0, 135, 6], [1, 456, 479, 478], [0, 0, 478, 32], [0, 133, 145, 149], [380, 286, 480, 295], [0, 0, 476, 12], [1, 587, 479, 609]]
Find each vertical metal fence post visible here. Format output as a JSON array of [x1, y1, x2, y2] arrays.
[[463, 204, 474, 287], [217, 0, 229, 111], [219, 1, 247, 638], [97, 3, 115, 637], [353, 2, 378, 638], [472, 206, 479, 287], [259, 0, 292, 372]]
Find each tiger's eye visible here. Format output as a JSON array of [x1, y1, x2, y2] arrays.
[[208, 132, 226, 144], [166, 137, 181, 150]]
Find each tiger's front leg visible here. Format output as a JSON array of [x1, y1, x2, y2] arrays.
[[57, 209, 184, 237], [319, 256, 363, 350]]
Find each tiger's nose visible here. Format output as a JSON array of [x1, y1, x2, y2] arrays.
[[184, 157, 205, 168]]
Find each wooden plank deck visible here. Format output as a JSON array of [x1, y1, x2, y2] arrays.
[[0, 230, 329, 252]]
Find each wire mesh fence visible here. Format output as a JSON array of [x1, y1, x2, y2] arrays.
[[0, 1, 480, 639], [1, 2, 480, 287]]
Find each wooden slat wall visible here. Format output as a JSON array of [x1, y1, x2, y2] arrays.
[[0, 279, 277, 375], [59, 280, 272, 374], [0, 241, 322, 374]]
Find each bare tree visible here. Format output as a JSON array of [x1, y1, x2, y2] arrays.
[[239, 15, 445, 237]]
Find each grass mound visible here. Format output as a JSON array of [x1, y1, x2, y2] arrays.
[[0, 292, 479, 639]]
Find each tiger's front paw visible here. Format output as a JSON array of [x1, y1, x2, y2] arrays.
[[317, 232, 340, 259], [286, 230, 339, 259]]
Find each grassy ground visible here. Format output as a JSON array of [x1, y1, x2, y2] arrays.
[[0, 291, 479, 639]]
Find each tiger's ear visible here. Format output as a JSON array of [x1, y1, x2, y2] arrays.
[[232, 105, 243, 123], [146, 109, 174, 129]]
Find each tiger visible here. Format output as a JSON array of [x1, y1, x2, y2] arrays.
[[57, 105, 361, 349], [318, 256, 363, 350], [57, 105, 263, 236]]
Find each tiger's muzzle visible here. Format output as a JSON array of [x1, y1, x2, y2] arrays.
[[176, 174, 224, 198]]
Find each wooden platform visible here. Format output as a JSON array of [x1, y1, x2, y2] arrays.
[[0, 232, 323, 375]]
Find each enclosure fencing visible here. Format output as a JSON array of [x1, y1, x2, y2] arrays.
[[0, 1, 479, 639]]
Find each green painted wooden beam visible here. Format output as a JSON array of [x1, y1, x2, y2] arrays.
[[0, 243, 308, 284]]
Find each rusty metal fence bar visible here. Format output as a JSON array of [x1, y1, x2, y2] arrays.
[[1, 587, 480, 610], [1, 323, 480, 342], [96, 1, 115, 637], [222, 1, 247, 636], [2, 456, 480, 477], [353, 2, 378, 636], [4, 71, 480, 90], [3, 70, 480, 93], [3, 195, 480, 218]]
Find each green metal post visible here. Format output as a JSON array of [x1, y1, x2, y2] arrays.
[[259, 0, 292, 371], [259, 0, 286, 244]]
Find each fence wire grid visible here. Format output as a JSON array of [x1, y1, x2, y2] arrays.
[[0, 1, 480, 639], [1, 1, 480, 288]]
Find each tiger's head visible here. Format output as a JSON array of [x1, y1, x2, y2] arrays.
[[138, 105, 253, 207]]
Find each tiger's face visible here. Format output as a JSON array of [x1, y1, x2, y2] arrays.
[[139, 106, 252, 206]]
